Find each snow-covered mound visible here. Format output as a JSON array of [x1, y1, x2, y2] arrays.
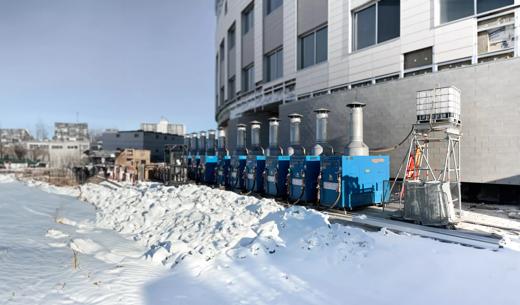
[[0, 174, 16, 183], [80, 183, 343, 267], [79, 182, 520, 305]]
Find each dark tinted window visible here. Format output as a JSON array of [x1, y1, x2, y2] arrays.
[[315, 27, 328, 63], [404, 47, 433, 70], [265, 48, 283, 82], [228, 26, 235, 49], [355, 5, 376, 50], [477, 0, 514, 13], [266, 0, 282, 15], [377, 0, 400, 43], [439, 0, 474, 23], [301, 32, 315, 69]]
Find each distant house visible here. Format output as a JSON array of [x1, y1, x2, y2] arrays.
[[101, 130, 184, 163], [115, 149, 151, 181]]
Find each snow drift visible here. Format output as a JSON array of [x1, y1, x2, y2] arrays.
[[78, 182, 520, 305]]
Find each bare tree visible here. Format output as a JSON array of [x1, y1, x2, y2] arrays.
[[35, 120, 49, 141], [13, 144, 27, 161]]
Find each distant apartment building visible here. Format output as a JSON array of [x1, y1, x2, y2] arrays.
[[0, 128, 33, 143], [53, 122, 89, 142], [140, 118, 185, 136], [101, 130, 184, 163]]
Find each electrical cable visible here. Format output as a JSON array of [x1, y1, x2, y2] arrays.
[[369, 126, 414, 153]]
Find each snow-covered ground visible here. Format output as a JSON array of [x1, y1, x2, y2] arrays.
[[2, 175, 520, 305]]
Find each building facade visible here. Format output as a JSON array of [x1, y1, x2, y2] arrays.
[[53, 122, 89, 142], [0, 128, 33, 143], [214, 0, 520, 197], [101, 130, 184, 163], [140, 118, 186, 136], [25, 140, 90, 168]]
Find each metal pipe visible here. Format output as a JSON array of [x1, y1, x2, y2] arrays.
[[184, 134, 191, 152], [250, 121, 261, 146], [288, 113, 303, 146], [314, 108, 330, 144], [198, 131, 207, 155], [191, 132, 199, 154], [207, 129, 216, 156], [345, 102, 369, 156], [268, 117, 279, 148], [236, 124, 246, 149], [217, 127, 226, 150]]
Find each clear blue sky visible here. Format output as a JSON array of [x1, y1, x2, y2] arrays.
[[0, 0, 216, 135]]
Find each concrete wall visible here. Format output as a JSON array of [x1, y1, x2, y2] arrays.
[[278, 57, 520, 186]]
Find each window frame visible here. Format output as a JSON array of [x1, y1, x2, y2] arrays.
[[242, 64, 255, 92], [242, 4, 255, 35], [352, 0, 401, 52], [266, 0, 282, 15], [437, 0, 515, 25], [298, 25, 328, 70], [264, 47, 283, 82]]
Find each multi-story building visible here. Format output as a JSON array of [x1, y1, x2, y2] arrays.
[[140, 118, 186, 136], [215, 0, 520, 201], [101, 130, 184, 163], [53, 122, 89, 142], [0, 128, 33, 143]]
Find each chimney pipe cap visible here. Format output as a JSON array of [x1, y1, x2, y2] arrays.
[[346, 102, 366, 108], [268, 117, 280, 122], [288, 113, 303, 119], [314, 108, 330, 114]]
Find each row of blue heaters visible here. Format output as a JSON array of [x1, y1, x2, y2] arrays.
[[185, 103, 390, 210]]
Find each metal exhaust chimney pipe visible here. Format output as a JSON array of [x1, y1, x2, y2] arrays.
[[288, 113, 303, 146], [314, 108, 330, 144], [207, 129, 216, 156], [268, 117, 280, 148], [217, 127, 226, 150], [236, 124, 247, 149], [185, 134, 191, 152], [191, 132, 199, 154], [345, 102, 369, 156], [198, 131, 207, 155], [250, 121, 261, 147]]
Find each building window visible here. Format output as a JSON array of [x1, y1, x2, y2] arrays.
[[299, 26, 328, 69], [265, 48, 283, 82], [439, 0, 514, 24], [220, 87, 225, 104], [242, 4, 254, 35], [242, 64, 255, 92], [438, 59, 472, 71], [228, 25, 235, 50], [266, 0, 282, 15], [477, 13, 515, 56], [353, 0, 400, 51], [404, 47, 433, 77], [134, 133, 140, 138], [228, 77, 236, 100]]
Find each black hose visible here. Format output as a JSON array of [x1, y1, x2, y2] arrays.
[[369, 126, 414, 153], [320, 172, 343, 211], [292, 171, 306, 205]]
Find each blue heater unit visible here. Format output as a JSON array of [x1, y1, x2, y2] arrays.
[[264, 118, 290, 198], [318, 103, 390, 210], [287, 113, 321, 204], [229, 124, 248, 192], [216, 127, 231, 188], [245, 121, 265, 194]]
